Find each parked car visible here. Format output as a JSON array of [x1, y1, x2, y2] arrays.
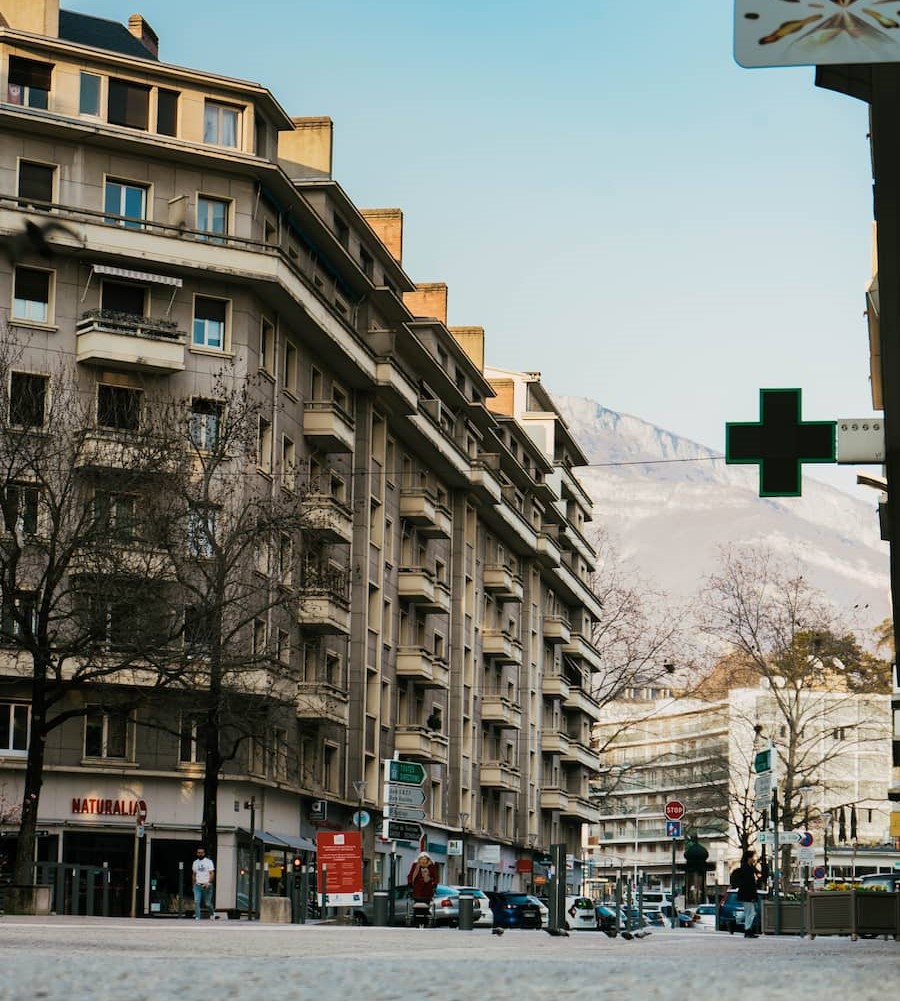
[[352, 884, 480, 927], [528, 895, 550, 924], [718, 889, 764, 934], [449, 886, 493, 927], [564, 895, 597, 930], [858, 872, 900, 891], [692, 903, 718, 928], [431, 884, 481, 926], [657, 903, 697, 927], [642, 909, 665, 927], [595, 904, 621, 935], [487, 891, 543, 929]]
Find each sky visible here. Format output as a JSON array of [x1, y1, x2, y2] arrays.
[[69, 0, 880, 501]]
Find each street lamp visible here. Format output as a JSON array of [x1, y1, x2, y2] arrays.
[[458, 812, 470, 884], [822, 811, 832, 876]]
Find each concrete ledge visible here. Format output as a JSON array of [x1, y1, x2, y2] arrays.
[[258, 896, 290, 924], [3, 885, 52, 915]]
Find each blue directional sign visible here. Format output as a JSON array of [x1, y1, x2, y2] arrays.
[[666, 820, 682, 839]]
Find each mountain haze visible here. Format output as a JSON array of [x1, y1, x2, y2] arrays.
[[553, 396, 891, 628]]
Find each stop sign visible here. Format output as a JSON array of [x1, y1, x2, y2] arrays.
[[664, 800, 685, 821]]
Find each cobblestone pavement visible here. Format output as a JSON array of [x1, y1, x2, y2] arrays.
[[0, 918, 896, 1001]]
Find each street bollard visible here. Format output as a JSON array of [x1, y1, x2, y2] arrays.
[[373, 890, 389, 926], [457, 894, 474, 931]]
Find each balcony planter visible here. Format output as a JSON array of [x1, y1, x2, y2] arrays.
[[807, 890, 899, 940], [761, 899, 804, 935]]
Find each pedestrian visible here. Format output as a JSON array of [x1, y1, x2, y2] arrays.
[[192, 845, 216, 920], [730, 849, 761, 938], [407, 851, 438, 927]]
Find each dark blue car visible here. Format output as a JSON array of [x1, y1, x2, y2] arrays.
[[487, 891, 542, 929]]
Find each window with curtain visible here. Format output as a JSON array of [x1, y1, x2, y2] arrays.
[[107, 78, 150, 129]]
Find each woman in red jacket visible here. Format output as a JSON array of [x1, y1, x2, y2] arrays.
[[407, 852, 439, 927]]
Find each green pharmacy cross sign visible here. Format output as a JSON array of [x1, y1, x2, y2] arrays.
[[726, 388, 835, 497]]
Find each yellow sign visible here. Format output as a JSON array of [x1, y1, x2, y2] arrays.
[[890, 812, 900, 838]]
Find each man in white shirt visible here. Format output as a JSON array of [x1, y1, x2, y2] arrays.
[[192, 845, 216, 920]]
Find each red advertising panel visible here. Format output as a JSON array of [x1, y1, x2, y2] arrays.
[[316, 830, 363, 906]]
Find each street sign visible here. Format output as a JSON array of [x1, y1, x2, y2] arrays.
[[386, 760, 427, 785], [759, 831, 802, 845], [384, 820, 423, 842], [666, 820, 682, 838], [351, 810, 371, 828], [664, 800, 685, 822], [812, 865, 827, 880], [734, 1, 900, 69], [317, 830, 363, 907], [385, 783, 426, 807], [798, 847, 816, 864], [754, 772, 772, 795], [799, 831, 814, 848], [754, 793, 773, 812], [387, 806, 426, 822], [137, 800, 148, 823], [754, 749, 773, 774], [726, 389, 835, 497]]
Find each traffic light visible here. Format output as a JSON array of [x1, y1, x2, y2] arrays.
[[292, 856, 302, 874]]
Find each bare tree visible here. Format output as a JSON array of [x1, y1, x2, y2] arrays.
[[0, 341, 184, 885], [697, 545, 891, 881]]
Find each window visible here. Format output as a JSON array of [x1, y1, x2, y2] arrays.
[[257, 417, 272, 473], [189, 398, 222, 451], [187, 506, 217, 558], [281, 436, 295, 491], [203, 101, 240, 147], [197, 196, 229, 242], [9, 372, 48, 427], [97, 384, 141, 431], [323, 743, 338, 792], [104, 179, 147, 228], [360, 247, 374, 279], [101, 280, 146, 316], [12, 267, 51, 323], [270, 727, 288, 780], [283, 340, 298, 394], [156, 88, 178, 136], [7, 57, 51, 109], [192, 296, 228, 350], [184, 605, 214, 655], [276, 629, 290, 666], [260, 318, 275, 374], [17, 161, 54, 209], [93, 491, 136, 540], [79, 72, 100, 115], [278, 534, 293, 587], [84, 708, 130, 759], [0, 702, 29, 754], [333, 214, 349, 248], [2, 483, 40, 536], [179, 714, 206, 764], [107, 78, 149, 130], [252, 619, 267, 656]]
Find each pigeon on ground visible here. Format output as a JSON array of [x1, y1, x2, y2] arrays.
[[1, 219, 83, 264], [491, 927, 504, 936], [544, 926, 569, 937], [620, 930, 634, 940]]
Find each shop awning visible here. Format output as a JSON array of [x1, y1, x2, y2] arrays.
[[91, 264, 183, 287], [237, 828, 316, 853]]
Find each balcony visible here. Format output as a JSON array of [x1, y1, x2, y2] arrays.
[[74, 431, 176, 473], [535, 531, 562, 568], [398, 567, 451, 614], [480, 694, 523, 729], [479, 761, 520, 791], [374, 357, 418, 414], [396, 646, 450, 689], [541, 728, 571, 756], [542, 614, 571, 645], [482, 564, 524, 603], [540, 787, 570, 813], [562, 796, 602, 824], [399, 488, 451, 539], [296, 564, 351, 635], [394, 725, 448, 763], [295, 682, 349, 725], [75, 309, 186, 374], [300, 494, 353, 544], [563, 687, 603, 722], [302, 401, 355, 453], [562, 631, 603, 673], [481, 629, 522, 665], [541, 673, 571, 701], [469, 457, 502, 505], [561, 740, 600, 772]]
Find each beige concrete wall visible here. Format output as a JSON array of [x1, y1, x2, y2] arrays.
[[3, 0, 59, 36], [449, 326, 484, 373], [361, 208, 402, 263], [278, 116, 332, 179]]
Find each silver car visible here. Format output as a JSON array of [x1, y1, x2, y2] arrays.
[[449, 886, 494, 927]]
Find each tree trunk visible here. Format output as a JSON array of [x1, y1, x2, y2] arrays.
[[13, 673, 47, 886]]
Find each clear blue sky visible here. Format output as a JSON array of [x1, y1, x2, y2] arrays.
[[71, 1, 878, 499]]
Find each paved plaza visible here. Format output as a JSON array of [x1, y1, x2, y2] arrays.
[[0, 917, 896, 1001]]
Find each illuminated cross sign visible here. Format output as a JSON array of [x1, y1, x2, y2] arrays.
[[726, 388, 835, 497]]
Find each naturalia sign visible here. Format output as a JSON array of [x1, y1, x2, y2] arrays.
[[72, 797, 146, 817]]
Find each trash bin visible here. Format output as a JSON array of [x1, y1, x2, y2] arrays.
[[373, 891, 389, 926], [458, 894, 474, 931]]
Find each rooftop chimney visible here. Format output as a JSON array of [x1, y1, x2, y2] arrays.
[[449, 326, 485, 373], [128, 13, 158, 57], [278, 117, 333, 180], [4, 0, 60, 36], [360, 208, 403, 265], [404, 282, 448, 325]]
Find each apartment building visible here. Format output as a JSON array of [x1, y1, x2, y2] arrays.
[[588, 684, 896, 894], [0, 2, 604, 914]]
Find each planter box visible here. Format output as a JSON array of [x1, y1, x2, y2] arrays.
[[808, 891, 899, 940], [761, 899, 804, 935], [2, 884, 52, 915]]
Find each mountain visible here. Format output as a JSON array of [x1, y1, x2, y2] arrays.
[[553, 395, 891, 629]]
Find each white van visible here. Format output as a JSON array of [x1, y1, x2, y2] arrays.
[[639, 890, 672, 913], [564, 895, 597, 930]]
